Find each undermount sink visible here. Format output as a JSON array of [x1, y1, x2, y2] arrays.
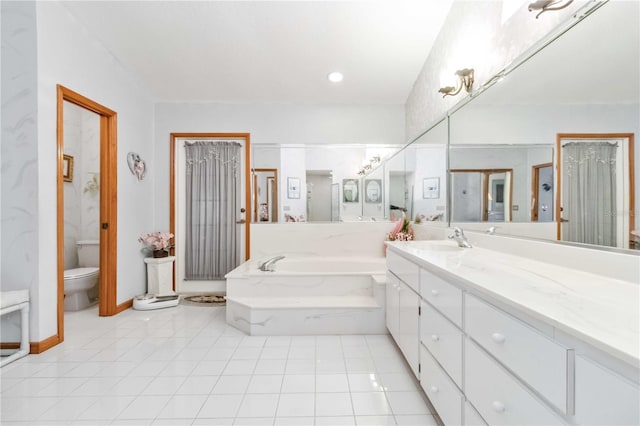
[[415, 240, 464, 252]]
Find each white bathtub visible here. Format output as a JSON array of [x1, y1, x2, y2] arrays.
[[225, 256, 387, 335]]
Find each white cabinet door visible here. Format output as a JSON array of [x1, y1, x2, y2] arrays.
[[421, 301, 463, 387], [387, 251, 420, 293], [574, 355, 640, 425], [399, 281, 420, 378], [386, 272, 400, 342], [420, 344, 463, 426], [465, 339, 565, 426]]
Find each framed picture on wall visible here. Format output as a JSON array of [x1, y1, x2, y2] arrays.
[[343, 179, 359, 203], [287, 177, 300, 199], [423, 177, 439, 199], [364, 179, 382, 203], [63, 154, 74, 182]]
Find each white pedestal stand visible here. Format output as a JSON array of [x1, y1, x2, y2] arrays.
[[133, 256, 179, 311], [144, 256, 176, 296]]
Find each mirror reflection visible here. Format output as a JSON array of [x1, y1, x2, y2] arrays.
[[448, 1, 638, 249], [252, 168, 278, 223], [251, 144, 402, 223], [405, 118, 448, 223]]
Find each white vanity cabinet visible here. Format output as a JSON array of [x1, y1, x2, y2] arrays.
[[386, 251, 420, 378], [574, 355, 640, 425], [465, 294, 573, 414], [385, 243, 639, 426]]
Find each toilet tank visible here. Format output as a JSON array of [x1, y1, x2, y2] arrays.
[[77, 240, 99, 267]]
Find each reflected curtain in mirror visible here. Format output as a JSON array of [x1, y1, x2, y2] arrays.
[[561, 142, 617, 247], [184, 141, 241, 280]]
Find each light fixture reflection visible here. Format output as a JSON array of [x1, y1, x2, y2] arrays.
[[438, 68, 474, 98], [528, 0, 574, 19], [356, 154, 381, 176]]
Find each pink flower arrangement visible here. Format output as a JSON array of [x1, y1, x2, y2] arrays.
[[138, 232, 174, 251], [386, 213, 414, 242]]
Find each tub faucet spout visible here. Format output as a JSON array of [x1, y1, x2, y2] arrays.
[[258, 255, 286, 272], [448, 227, 472, 248]]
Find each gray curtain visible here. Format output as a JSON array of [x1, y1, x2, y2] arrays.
[[562, 142, 617, 247], [184, 141, 241, 280]]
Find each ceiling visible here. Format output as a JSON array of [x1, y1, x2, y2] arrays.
[[60, 1, 454, 104]]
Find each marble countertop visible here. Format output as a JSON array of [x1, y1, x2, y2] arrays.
[[387, 240, 640, 367]]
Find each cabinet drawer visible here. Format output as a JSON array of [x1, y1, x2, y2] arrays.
[[465, 293, 572, 413], [421, 301, 463, 387], [464, 401, 487, 426], [420, 268, 462, 327], [465, 340, 565, 426], [574, 355, 640, 425], [387, 251, 419, 293], [420, 344, 463, 426]]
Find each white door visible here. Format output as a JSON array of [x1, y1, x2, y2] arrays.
[[558, 134, 632, 248], [174, 136, 249, 294]]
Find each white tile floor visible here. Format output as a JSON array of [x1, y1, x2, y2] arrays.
[[0, 304, 437, 426]]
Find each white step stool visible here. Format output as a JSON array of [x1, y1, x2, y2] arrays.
[[1, 290, 30, 367]]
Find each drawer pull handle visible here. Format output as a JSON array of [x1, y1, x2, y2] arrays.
[[430, 386, 439, 393], [492, 401, 505, 413], [431, 290, 439, 296], [491, 332, 506, 344], [431, 334, 440, 342]]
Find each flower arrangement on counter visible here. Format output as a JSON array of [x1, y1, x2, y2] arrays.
[[386, 213, 414, 241], [139, 231, 174, 258]]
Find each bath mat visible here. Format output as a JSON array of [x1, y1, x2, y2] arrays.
[[181, 294, 226, 306]]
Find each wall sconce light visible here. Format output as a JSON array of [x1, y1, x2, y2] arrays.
[[438, 68, 474, 98], [528, 0, 574, 19]]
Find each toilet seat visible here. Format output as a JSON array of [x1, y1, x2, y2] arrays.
[[64, 267, 99, 279]]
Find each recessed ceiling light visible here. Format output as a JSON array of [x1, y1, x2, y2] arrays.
[[327, 72, 344, 83]]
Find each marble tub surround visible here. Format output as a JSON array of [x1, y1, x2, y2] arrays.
[[387, 241, 639, 368], [226, 257, 387, 335], [250, 222, 393, 259]]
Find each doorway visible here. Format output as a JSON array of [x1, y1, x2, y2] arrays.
[[531, 162, 553, 222], [170, 133, 251, 294], [556, 133, 635, 248], [306, 171, 333, 222], [56, 85, 118, 346], [252, 168, 278, 223], [450, 169, 513, 222]]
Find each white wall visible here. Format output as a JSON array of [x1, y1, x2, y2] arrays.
[[1, 1, 156, 342], [153, 103, 405, 229], [1, 1, 40, 342], [405, 0, 582, 141]]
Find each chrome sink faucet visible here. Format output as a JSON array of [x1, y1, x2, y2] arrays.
[[258, 255, 285, 271], [448, 227, 472, 248]]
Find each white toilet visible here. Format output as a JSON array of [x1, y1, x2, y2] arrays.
[[64, 240, 100, 311]]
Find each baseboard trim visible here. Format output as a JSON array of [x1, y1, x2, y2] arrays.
[[30, 334, 61, 354], [0, 342, 21, 350], [116, 298, 133, 313]]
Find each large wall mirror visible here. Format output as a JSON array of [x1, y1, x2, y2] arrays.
[[449, 0, 639, 250], [251, 144, 402, 223]]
